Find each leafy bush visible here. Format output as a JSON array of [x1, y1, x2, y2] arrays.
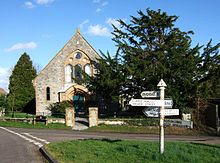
[[0, 95, 8, 111], [47, 101, 72, 117]]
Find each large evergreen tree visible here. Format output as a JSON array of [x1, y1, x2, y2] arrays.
[[8, 53, 37, 112], [112, 9, 220, 110], [195, 40, 220, 98], [85, 51, 123, 109]]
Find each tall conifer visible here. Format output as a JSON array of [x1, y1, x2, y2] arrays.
[[8, 53, 37, 111], [112, 9, 220, 110]]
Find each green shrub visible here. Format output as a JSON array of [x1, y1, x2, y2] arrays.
[[0, 94, 8, 111], [47, 101, 72, 118]]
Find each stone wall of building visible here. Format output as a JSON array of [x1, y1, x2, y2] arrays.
[[33, 30, 100, 115]]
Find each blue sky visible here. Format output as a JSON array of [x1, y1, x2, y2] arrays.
[[0, 0, 220, 91]]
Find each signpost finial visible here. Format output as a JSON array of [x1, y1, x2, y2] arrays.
[[157, 79, 167, 87]]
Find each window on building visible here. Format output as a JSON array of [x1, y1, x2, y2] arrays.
[[65, 64, 73, 83], [84, 64, 91, 76], [75, 52, 82, 59], [46, 87, 50, 101], [75, 64, 82, 81], [58, 92, 60, 102]]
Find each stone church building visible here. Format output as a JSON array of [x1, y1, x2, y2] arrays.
[[33, 29, 100, 115]]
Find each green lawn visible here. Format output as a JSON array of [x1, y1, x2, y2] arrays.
[[4, 112, 34, 118], [87, 124, 206, 136], [45, 139, 220, 163], [0, 121, 71, 129]]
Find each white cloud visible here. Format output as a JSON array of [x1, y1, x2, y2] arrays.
[[88, 24, 111, 37], [101, 1, 108, 6], [0, 67, 10, 92], [93, 0, 108, 12], [96, 8, 102, 12], [36, 0, 54, 5], [24, 0, 55, 8], [79, 19, 89, 29], [24, 1, 35, 9], [106, 18, 120, 28], [5, 41, 38, 52], [93, 0, 101, 3]]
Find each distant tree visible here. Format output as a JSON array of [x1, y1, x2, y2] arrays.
[[8, 53, 37, 112], [0, 94, 8, 111], [112, 9, 220, 111]]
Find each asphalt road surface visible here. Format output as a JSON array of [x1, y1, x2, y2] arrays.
[[0, 126, 219, 163], [0, 127, 46, 163], [3, 127, 220, 145]]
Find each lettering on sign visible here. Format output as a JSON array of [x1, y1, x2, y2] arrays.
[[141, 91, 160, 98], [164, 109, 179, 116], [129, 99, 173, 107]]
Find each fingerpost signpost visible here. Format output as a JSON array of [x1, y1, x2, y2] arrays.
[[157, 79, 167, 154], [129, 79, 178, 154]]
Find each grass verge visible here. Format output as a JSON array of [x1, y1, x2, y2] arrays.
[[86, 124, 206, 136], [4, 112, 34, 118], [45, 139, 220, 163], [0, 121, 71, 130]]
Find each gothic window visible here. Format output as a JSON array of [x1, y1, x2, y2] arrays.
[[46, 87, 50, 101], [75, 64, 82, 81], [75, 52, 82, 59], [65, 64, 73, 83], [84, 64, 92, 76]]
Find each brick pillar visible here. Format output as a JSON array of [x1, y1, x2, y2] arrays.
[[89, 107, 98, 127], [65, 107, 75, 128]]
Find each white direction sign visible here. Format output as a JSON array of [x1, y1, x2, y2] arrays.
[[141, 91, 159, 98], [143, 108, 179, 117], [129, 99, 173, 107], [165, 109, 179, 116]]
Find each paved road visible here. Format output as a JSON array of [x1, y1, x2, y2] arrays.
[[0, 126, 219, 163], [4, 127, 220, 145], [0, 127, 46, 163]]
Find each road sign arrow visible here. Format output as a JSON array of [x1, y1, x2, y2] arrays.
[[142, 107, 179, 117]]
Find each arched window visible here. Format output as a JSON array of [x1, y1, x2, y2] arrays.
[[75, 64, 82, 81], [65, 64, 73, 83], [84, 64, 92, 76], [46, 87, 50, 101]]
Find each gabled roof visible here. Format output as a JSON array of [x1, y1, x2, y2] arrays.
[[33, 28, 100, 83]]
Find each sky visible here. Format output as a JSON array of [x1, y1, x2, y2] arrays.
[[0, 0, 220, 92]]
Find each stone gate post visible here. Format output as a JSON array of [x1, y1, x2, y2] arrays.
[[89, 107, 98, 127], [65, 107, 75, 128]]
